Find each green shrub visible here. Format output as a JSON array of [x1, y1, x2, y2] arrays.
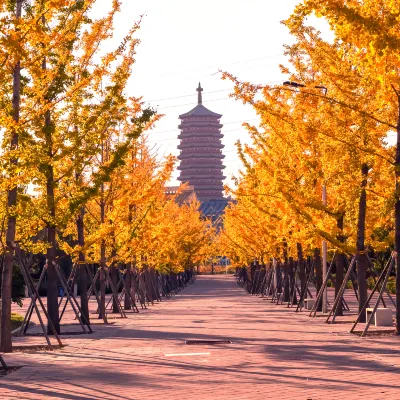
[[11, 313, 24, 331], [12, 264, 25, 306], [367, 276, 395, 294], [387, 277, 396, 294], [0, 263, 25, 307]]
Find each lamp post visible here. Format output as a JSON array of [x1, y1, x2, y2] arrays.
[[282, 81, 329, 313], [321, 185, 328, 313], [283, 81, 306, 88]]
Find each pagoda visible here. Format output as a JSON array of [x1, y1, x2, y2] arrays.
[[177, 83, 226, 203]]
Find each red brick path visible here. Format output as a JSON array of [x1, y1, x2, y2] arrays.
[[1, 275, 400, 399]]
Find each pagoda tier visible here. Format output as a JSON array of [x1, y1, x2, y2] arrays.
[[177, 83, 226, 202]]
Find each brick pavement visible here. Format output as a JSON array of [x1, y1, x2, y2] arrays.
[[1, 275, 400, 399]]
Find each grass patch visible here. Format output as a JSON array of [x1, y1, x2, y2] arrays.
[[11, 313, 24, 331]]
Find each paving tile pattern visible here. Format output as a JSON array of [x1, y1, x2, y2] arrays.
[[1, 275, 400, 399]]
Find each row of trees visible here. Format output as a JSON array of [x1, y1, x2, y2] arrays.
[[221, 0, 400, 331], [0, 0, 215, 353]]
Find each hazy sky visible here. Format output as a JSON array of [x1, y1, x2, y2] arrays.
[[93, 0, 303, 186]]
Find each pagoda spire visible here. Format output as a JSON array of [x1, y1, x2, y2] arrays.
[[197, 82, 203, 105]]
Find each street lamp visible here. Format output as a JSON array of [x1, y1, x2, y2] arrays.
[[283, 81, 306, 88], [283, 81, 327, 95], [282, 81, 329, 313], [315, 85, 328, 96]]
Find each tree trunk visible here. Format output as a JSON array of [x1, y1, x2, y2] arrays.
[[283, 244, 289, 302], [267, 261, 273, 295], [356, 163, 369, 322], [395, 93, 400, 334], [124, 263, 132, 310], [45, 114, 59, 334], [283, 263, 290, 302], [151, 269, 160, 301], [99, 143, 106, 319], [41, 14, 59, 335], [289, 256, 297, 304], [274, 258, 280, 294], [77, 207, 89, 325], [99, 240, 106, 320], [335, 215, 345, 317], [46, 224, 60, 334], [131, 258, 138, 307], [45, 147, 60, 334], [297, 243, 305, 294], [0, 0, 23, 353], [314, 248, 323, 312], [145, 269, 154, 303], [335, 254, 345, 317], [111, 265, 118, 313], [139, 272, 146, 305]]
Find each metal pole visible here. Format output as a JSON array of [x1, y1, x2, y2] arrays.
[[322, 184, 328, 313], [283, 81, 329, 313]]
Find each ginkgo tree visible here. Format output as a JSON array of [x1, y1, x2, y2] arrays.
[[1, 0, 213, 354], [288, 0, 400, 332], [14, 0, 150, 335], [221, 0, 398, 326]]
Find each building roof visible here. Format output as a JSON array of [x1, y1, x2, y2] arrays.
[[165, 185, 230, 222], [179, 104, 222, 119], [165, 185, 197, 205], [175, 189, 197, 205], [199, 199, 230, 220]]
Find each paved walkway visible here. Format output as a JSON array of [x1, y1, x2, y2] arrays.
[[1, 275, 400, 399]]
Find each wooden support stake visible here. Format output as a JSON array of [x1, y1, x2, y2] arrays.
[[18, 265, 46, 336], [54, 263, 92, 333], [309, 253, 337, 317], [0, 354, 7, 370], [16, 246, 62, 347], [326, 257, 356, 324], [105, 268, 127, 318], [296, 259, 315, 313], [366, 256, 396, 309], [350, 254, 395, 336]]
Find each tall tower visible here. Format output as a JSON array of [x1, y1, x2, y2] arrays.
[[177, 83, 226, 202]]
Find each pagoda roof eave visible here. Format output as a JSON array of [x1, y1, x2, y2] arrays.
[[179, 104, 222, 119]]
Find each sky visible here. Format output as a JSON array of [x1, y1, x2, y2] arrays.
[[92, 0, 305, 186]]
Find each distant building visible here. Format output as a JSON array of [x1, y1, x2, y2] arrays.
[[165, 185, 196, 204], [177, 83, 225, 201], [175, 83, 230, 222]]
